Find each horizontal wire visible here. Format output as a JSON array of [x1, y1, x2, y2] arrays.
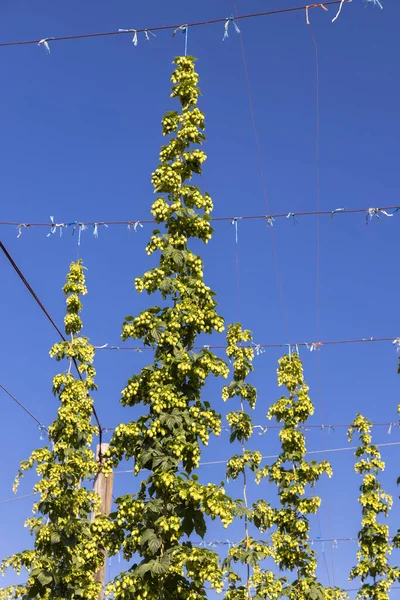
[[3, 205, 398, 231], [205, 588, 400, 594], [0, 1, 351, 49], [114, 441, 400, 470], [0, 383, 47, 431], [4, 442, 399, 501], [12, 375, 397, 438], [102, 421, 400, 433], [197, 537, 394, 547], [96, 336, 400, 352], [4, 441, 399, 501], [344, 590, 400, 594]]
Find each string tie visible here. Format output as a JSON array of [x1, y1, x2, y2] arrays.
[[118, 28, 138, 45], [17, 224, 29, 238], [128, 221, 143, 232], [305, 4, 328, 25], [287, 212, 299, 225], [330, 207, 346, 219], [145, 30, 156, 42], [367, 207, 393, 223], [38, 38, 54, 54], [93, 222, 109, 238], [47, 216, 65, 237], [223, 16, 240, 41]]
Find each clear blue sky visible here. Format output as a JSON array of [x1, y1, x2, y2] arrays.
[[1, 0, 399, 597]]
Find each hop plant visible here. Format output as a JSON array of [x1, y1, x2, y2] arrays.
[[257, 354, 347, 600], [104, 56, 235, 600], [223, 324, 283, 600], [348, 414, 400, 600], [0, 261, 106, 600]]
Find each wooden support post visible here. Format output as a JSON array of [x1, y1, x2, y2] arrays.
[[92, 443, 114, 600]]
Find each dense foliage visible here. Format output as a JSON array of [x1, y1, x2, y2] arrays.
[[348, 414, 399, 599], [0, 261, 106, 600], [104, 56, 235, 600]]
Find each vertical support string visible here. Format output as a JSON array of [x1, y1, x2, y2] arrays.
[[184, 26, 188, 56], [232, 218, 241, 322], [241, 398, 251, 599], [308, 20, 336, 587], [173, 25, 188, 55], [232, 0, 291, 345]]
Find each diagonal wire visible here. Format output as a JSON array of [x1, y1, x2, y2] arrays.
[[0, 493, 38, 506], [0, 383, 47, 431], [0, 240, 103, 453]]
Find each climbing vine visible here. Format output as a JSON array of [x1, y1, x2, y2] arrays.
[[223, 324, 283, 600], [0, 260, 107, 600], [104, 56, 235, 600], [257, 354, 347, 600], [348, 414, 399, 599]]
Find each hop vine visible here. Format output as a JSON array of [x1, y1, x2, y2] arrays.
[[223, 324, 283, 600], [104, 56, 235, 600], [257, 354, 347, 600], [348, 414, 400, 599], [0, 260, 107, 600]]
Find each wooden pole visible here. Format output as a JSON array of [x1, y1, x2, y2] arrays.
[[92, 443, 114, 600]]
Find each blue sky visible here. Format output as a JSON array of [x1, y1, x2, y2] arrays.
[[1, 0, 400, 596]]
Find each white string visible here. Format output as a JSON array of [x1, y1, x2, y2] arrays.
[[332, 0, 346, 22], [114, 441, 400, 471]]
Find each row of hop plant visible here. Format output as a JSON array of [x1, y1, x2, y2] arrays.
[[1, 55, 400, 600]]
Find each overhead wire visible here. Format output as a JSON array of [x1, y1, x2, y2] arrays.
[[203, 585, 400, 593], [95, 336, 400, 352], [0, 240, 104, 453], [4, 205, 398, 236], [0, 383, 47, 431], [102, 420, 400, 433], [198, 536, 395, 547], [0, 493, 37, 506], [0, 2, 351, 50]]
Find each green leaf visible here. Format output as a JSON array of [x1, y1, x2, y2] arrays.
[[150, 327, 163, 342], [135, 562, 152, 578], [149, 558, 169, 575], [181, 515, 194, 537], [37, 571, 53, 586], [193, 511, 206, 538], [26, 581, 42, 598], [148, 537, 162, 555], [50, 531, 61, 544], [140, 529, 157, 548]]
